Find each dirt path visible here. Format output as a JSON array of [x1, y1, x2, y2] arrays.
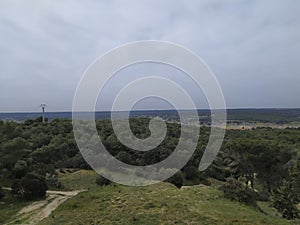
[[7, 189, 86, 225]]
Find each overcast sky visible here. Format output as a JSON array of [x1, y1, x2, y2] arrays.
[[0, 0, 299, 112]]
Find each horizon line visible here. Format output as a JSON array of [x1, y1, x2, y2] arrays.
[[0, 107, 300, 114]]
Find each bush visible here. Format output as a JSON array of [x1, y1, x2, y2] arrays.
[[96, 175, 112, 186], [183, 166, 200, 180], [13, 160, 28, 179], [220, 177, 257, 208], [0, 186, 4, 200], [272, 179, 300, 220], [11, 173, 48, 200], [166, 171, 183, 188]]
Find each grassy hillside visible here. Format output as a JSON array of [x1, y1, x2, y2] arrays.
[[39, 181, 292, 225], [57, 169, 98, 190]]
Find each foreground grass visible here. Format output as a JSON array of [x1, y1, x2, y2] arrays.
[[40, 182, 293, 225]]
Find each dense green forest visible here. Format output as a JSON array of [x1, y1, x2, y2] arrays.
[[0, 117, 299, 220]]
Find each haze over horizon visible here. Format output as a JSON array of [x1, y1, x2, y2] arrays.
[[1, 107, 300, 114], [1, 0, 300, 112]]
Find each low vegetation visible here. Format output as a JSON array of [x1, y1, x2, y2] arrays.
[[219, 177, 258, 208], [39, 182, 291, 225]]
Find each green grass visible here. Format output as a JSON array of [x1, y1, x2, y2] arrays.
[[58, 169, 98, 190], [0, 190, 33, 224], [2, 171, 297, 224], [39, 182, 294, 225]]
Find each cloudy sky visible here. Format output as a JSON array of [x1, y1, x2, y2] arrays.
[[0, 0, 299, 112]]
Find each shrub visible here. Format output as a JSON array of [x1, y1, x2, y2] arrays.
[[166, 171, 184, 188], [272, 179, 300, 220], [0, 186, 4, 200], [11, 173, 47, 200], [220, 177, 257, 208], [96, 175, 112, 186], [183, 166, 200, 180], [13, 160, 28, 179]]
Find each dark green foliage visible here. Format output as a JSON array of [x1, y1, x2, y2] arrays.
[[116, 151, 134, 164], [272, 180, 299, 220], [272, 163, 300, 220], [166, 171, 183, 188], [183, 166, 200, 180], [220, 177, 258, 208], [11, 173, 47, 200], [222, 138, 293, 195], [0, 118, 83, 186], [13, 160, 28, 179], [95, 175, 112, 186], [0, 186, 4, 200]]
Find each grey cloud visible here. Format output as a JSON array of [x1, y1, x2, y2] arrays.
[[0, 0, 299, 111]]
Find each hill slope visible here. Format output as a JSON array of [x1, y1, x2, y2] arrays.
[[39, 182, 291, 225]]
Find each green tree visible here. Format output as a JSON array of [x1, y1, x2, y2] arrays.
[[11, 173, 47, 200], [13, 160, 28, 179], [183, 166, 200, 180], [272, 163, 300, 220], [220, 177, 258, 208], [225, 140, 290, 193]]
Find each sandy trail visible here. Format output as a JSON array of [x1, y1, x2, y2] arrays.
[[6, 189, 85, 225]]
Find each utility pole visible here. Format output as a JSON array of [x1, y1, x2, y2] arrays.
[[40, 104, 47, 123]]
